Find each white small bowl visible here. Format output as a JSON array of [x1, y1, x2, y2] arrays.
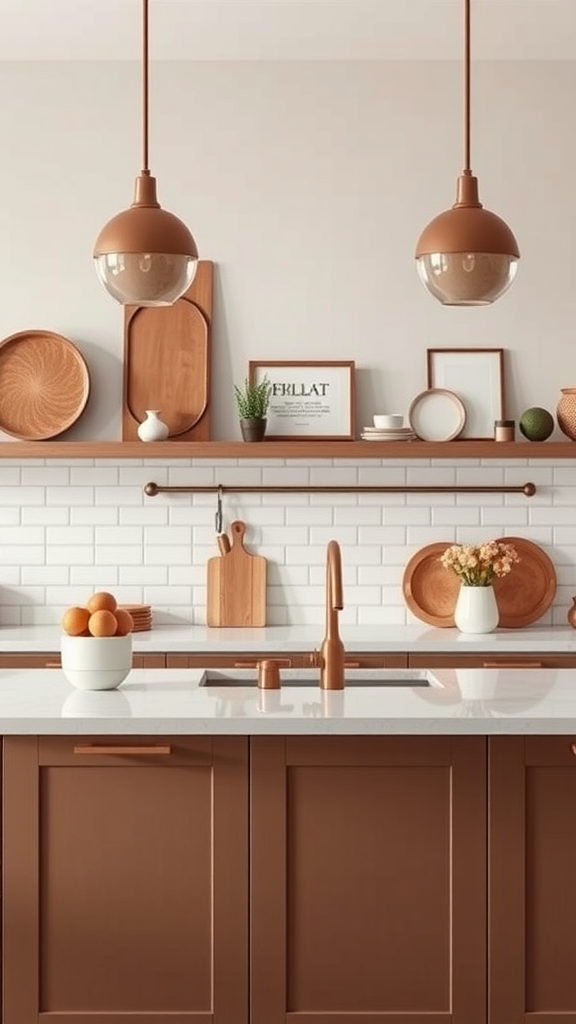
[[61, 634, 133, 690], [373, 413, 404, 429]]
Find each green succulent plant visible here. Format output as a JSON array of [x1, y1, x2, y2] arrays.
[[234, 376, 271, 419]]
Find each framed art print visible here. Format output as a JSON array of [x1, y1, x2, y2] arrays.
[[426, 348, 505, 440], [249, 360, 355, 440]]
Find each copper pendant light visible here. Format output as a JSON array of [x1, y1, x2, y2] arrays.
[[93, 0, 198, 307], [415, 0, 519, 306]]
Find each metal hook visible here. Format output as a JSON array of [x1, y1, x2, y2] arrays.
[[214, 485, 223, 534]]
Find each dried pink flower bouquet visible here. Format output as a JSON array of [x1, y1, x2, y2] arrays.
[[440, 540, 520, 587]]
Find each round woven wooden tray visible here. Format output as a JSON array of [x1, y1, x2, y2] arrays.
[[0, 330, 90, 440]]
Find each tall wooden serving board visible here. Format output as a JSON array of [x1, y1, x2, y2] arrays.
[[122, 260, 213, 441], [207, 522, 267, 627]]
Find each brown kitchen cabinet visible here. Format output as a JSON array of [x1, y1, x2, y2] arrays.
[[166, 652, 408, 670], [489, 736, 576, 1024], [6, 732, 576, 1024], [250, 734, 487, 1024], [2, 734, 248, 1024]]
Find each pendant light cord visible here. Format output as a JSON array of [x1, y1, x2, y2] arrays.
[[464, 0, 471, 173], [142, 0, 149, 173]]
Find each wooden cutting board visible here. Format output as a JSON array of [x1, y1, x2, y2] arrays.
[[122, 260, 213, 441], [206, 521, 267, 627]]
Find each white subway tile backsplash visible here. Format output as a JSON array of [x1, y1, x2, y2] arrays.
[[47, 526, 93, 545], [0, 510, 21, 527], [481, 508, 529, 527], [71, 467, 119, 486], [0, 487, 44, 506], [96, 545, 144, 566], [46, 486, 95, 506], [0, 456, 574, 627], [73, 507, 118, 525], [335, 506, 380, 526], [432, 507, 480, 526], [287, 506, 332, 525], [311, 525, 357, 546]]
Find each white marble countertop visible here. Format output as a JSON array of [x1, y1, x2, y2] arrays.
[[2, 624, 576, 653], [0, 664, 575, 734]]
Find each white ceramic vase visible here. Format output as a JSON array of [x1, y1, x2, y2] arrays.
[[454, 584, 499, 634], [137, 410, 169, 442]]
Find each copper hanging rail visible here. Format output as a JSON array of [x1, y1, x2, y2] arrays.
[[144, 481, 537, 497]]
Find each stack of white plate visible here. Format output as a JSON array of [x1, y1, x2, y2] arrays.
[[360, 426, 417, 442]]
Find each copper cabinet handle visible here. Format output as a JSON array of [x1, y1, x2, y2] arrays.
[[73, 745, 172, 756], [234, 659, 292, 668], [344, 661, 361, 668], [571, 744, 576, 758], [45, 661, 62, 668], [482, 661, 543, 669]]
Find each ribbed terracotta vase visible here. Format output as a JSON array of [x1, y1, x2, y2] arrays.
[[556, 388, 576, 441]]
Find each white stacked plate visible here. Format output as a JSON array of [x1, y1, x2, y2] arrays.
[[361, 426, 417, 441]]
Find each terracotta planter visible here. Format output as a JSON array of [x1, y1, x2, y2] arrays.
[[239, 418, 267, 442]]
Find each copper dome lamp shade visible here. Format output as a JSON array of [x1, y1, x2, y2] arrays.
[[93, 0, 198, 307], [415, 0, 519, 306]]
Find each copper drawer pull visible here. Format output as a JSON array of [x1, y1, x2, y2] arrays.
[[45, 661, 62, 668], [73, 745, 172, 756], [571, 744, 576, 757], [344, 661, 361, 668], [234, 659, 292, 668], [482, 660, 543, 669]]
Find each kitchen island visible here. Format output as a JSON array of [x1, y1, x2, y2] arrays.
[[0, 661, 573, 732], [2, 665, 575, 1024]]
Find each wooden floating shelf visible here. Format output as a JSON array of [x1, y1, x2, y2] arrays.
[[0, 440, 575, 459]]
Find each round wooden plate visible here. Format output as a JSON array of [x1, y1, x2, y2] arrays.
[[402, 542, 460, 627], [0, 330, 90, 440], [403, 537, 557, 629], [492, 536, 557, 628]]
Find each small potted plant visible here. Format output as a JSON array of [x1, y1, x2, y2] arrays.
[[234, 375, 272, 442]]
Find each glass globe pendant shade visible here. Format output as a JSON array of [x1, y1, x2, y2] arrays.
[[415, 174, 519, 306], [94, 173, 198, 307]]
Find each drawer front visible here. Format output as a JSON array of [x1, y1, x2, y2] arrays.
[[409, 653, 576, 669], [38, 735, 214, 767], [167, 652, 408, 669]]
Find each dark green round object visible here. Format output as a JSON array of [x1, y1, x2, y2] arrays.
[[519, 407, 554, 442]]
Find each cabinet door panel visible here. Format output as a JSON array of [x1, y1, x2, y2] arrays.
[[3, 735, 248, 1024], [251, 735, 486, 1024], [489, 737, 576, 1024]]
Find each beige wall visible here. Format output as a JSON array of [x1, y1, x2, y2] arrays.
[[0, 58, 571, 438]]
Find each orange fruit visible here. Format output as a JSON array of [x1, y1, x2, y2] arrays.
[[87, 591, 117, 614], [88, 609, 118, 637], [61, 605, 91, 636], [114, 608, 134, 636]]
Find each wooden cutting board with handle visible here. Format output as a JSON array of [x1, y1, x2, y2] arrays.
[[206, 521, 267, 627]]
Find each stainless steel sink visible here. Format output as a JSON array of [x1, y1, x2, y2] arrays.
[[200, 668, 441, 688]]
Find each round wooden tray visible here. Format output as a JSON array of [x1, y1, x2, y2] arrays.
[[403, 537, 557, 629], [492, 536, 557, 628], [402, 542, 459, 627], [0, 330, 90, 440]]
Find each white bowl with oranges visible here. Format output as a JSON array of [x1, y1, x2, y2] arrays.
[[61, 592, 134, 690]]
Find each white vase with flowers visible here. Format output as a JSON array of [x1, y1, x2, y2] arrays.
[[440, 540, 521, 634]]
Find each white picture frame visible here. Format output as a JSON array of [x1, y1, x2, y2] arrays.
[[426, 348, 505, 440], [249, 360, 356, 440]]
